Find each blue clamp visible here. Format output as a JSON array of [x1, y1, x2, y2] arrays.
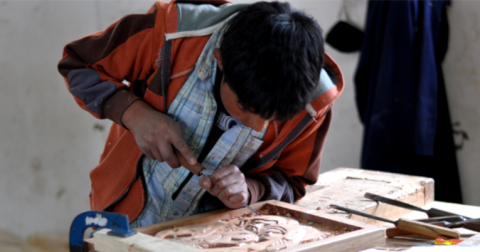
[[69, 211, 137, 252]]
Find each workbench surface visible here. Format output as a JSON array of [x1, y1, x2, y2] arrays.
[[2, 168, 476, 252], [296, 167, 434, 224], [366, 201, 480, 250]]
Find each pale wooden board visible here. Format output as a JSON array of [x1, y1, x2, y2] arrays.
[[424, 201, 480, 219], [26, 233, 69, 252], [296, 167, 434, 225], [93, 200, 385, 252], [284, 227, 384, 252], [94, 229, 202, 252], [460, 233, 480, 246], [0, 231, 22, 246], [0, 231, 22, 252]]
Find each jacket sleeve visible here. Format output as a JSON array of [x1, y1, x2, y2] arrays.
[[248, 104, 333, 204], [57, 6, 158, 125]]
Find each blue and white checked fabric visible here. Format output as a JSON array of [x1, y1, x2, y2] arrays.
[[130, 16, 266, 228]]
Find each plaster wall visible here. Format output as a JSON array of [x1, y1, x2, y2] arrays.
[[0, 0, 476, 240], [442, 1, 480, 206]]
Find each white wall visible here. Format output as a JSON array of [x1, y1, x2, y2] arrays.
[[0, 0, 154, 240], [443, 1, 480, 206], [0, 0, 477, 240]]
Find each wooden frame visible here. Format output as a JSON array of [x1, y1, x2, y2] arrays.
[[93, 200, 385, 252]]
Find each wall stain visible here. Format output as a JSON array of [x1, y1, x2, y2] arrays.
[[452, 121, 469, 150], [30, 156, 41, 172], [472, 13, 480, 43], [56, 187, 66, 199], [30, 157, 45, 195], [93, 123, 104, 132], [0, 18, 9, 25]]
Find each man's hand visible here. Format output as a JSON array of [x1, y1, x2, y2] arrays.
[[199, 164, 249, 209], [121, 100, 196, 168]]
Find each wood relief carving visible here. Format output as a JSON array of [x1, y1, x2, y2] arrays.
[[156, 215, 346, 251]]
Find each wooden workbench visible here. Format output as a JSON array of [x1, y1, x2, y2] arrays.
[[84, 167, 480, 251], [90, 168, 440, 251], [365, 201, 480, 250], [94, 200, 386, 252], [1, 168, 476, 251], [303, 168, 479, 250], [296, 167, 434, 224]]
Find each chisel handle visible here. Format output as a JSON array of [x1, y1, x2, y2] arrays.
[[426, 208, 461, 218], [396, 218, 460, 239], [174, 149, 206, 176], [330, 204, 459, 239], [416, 215, 466, 223]]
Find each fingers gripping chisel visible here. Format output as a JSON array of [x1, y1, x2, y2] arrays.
[[175, 149, 260, 216]]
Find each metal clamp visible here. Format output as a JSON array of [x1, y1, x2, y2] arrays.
[[69, 211, 137, 252]]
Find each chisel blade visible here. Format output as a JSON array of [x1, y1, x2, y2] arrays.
[[242, 202, 261, 216]]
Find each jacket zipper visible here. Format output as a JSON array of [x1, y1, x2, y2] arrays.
[[103, 155, 145, 212]]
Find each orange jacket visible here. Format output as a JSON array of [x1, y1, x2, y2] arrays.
[[58, 0, 344, 221]]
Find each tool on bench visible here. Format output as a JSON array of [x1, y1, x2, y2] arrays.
[[416, 215, 467, 223], [365, 193, 458, 217], [364, 192, 480, 231], [330, 204, 460, 239], [69, 211, 136, 252], [428, 217, 480, 229], [386, 217, 480, 238], [384, 214, 480, 229]]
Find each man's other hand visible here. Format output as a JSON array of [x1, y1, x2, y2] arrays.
[[121, 100, 197, 168], [199, 164, 249, 209]]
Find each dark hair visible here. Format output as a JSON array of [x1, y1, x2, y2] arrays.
[[220, 1, 324, 121]]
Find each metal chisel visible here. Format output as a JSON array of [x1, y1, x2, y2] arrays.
[[364, 192, 480, 232], [330, 204, 460, 239], [242, 202, 261, 216], [365, 192, 457, 217]]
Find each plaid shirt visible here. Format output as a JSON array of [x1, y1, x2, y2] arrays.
[[131, 16, 266, 228]]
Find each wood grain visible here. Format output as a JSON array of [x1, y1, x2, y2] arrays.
[[396, 219, 460, 239], [94, 229, 202, 252], [296, 168, 434, 224]]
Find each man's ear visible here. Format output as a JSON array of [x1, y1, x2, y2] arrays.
[[214, 48, 223, 71]]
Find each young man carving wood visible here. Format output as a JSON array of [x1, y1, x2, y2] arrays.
[[58, 0, 344, 227]]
